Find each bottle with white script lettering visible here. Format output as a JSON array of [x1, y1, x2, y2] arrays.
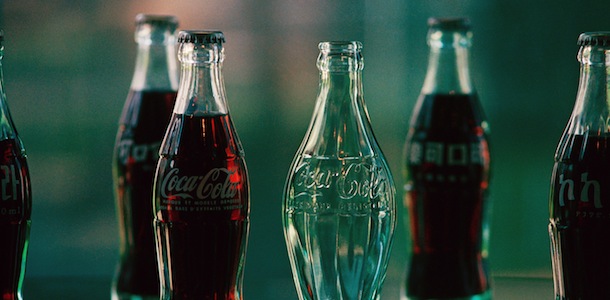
[[283, 41, 396, 300], [549, 32, 610, 299], [111, 14, 179, 300], [0, 30, 32, 300], [402, 18, 491, 300], [153, 31, 249, 300]]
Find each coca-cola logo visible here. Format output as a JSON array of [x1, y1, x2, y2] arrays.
[[407, 141, 487, 166], [293, 161, 390, 200], [160, 168, 239, 200], [117, 139, 161, 165], [558, 172, 602, 208]]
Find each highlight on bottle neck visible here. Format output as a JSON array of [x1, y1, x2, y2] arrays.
[[577, 32, 610, 67], [134, 14, 179, 46], [0, 30, 4, 60], [178, 30, 225, 65], [317, 41, 364, 72], [427, 17, 472, 49]]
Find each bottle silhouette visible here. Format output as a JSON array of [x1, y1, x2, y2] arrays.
[[153, 31, 250, 300], [402, 18, 492, 300], [549, 32, 610, 300], [0, 30, 33, 300], [283, 41, 396, 300], [111, 14, 179, 300]]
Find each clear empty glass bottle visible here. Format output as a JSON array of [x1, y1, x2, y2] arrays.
[[283, 41, 396, 300], [112, 14, 179, 300], [549, 32, 610, 299], [402, 18, 492, 300], [0, 30, 33, 300]]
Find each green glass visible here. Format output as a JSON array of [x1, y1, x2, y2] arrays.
[[283, 41, 396, 300]]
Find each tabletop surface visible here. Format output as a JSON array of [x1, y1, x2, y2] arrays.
[[21, 276, 554, 300]]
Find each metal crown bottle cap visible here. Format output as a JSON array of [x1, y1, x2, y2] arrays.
[[428, 17, 471, 31], [135, 14, 178, 27], [578, 32, 610, 47], [178, 31, 225, 44]]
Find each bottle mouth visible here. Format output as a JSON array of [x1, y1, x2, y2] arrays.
[[578, 32, 610, 47], [427, 17, 472, 49], [317, 41, 364, 72], [318, 41, 362, 53], [576, 32, 610, 66], [175, 31, 226, 64], [134, 17, 179, 45], [178, 30, 225, 45]]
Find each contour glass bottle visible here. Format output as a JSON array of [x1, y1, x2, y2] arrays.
[[153, 31, 250, 300], [0, 30, 33, 300], [402, 18, 492, 300], [283, 41, 397, 300], [112, 14, 179, 300], [549, 32, 610, 300]]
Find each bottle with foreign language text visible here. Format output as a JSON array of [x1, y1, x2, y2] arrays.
[[111, 14, 179, 300], [402, 18, 492, 300], [549, 32, 610, 299], [153, 30, 250, 299], [0, 30, 33, 300], [283, 41, 397, 300]]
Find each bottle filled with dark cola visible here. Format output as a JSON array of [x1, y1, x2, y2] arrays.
[[153, 31, 249, 300], [111, 14, 179, 300], [283, 41, 396, 300], [549, 32, 610, 300], [0, 30, 32, 300], [402, 18, 491, 300]]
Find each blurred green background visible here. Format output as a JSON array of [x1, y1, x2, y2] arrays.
[[1, 0, 607, 298]]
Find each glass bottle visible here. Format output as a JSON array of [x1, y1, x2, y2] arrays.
[[0, 30, 33, 300], [283, 41, 397, 300], [549, 32, 610, 299], [111, 14, 179, 300], [402, 18, 491, 300], [153, 31, 250, 300]]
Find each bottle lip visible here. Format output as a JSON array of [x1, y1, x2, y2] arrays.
[[578, 32, 610, 47], [317, 41, 364, 72], [178, 30, 225, 45], [135, 14, 179, 27], [318, 41, 362, 52], [428, 17, 471, 31]]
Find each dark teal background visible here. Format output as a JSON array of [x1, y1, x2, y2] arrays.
[[1, 0, 607, 298]]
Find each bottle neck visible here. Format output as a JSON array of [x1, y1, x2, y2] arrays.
[[422, 31, 474, 95], [568, 45, 610, 135], [317, 70, 364, 111], [0, 58, 19, 142], [303, 65, 375, 158], [174, 57, 228, 116], [130, 29, 178, 91]]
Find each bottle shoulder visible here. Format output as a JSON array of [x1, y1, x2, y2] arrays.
[[159, 113, 245, 159]]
